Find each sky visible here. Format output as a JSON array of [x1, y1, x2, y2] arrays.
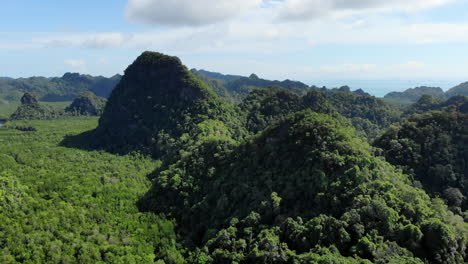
[[2, 0, 468, 96]]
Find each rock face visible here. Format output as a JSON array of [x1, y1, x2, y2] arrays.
[[65, 92, 106, 116], [20, 92, 39, 105], [92, 51, 243, 156]]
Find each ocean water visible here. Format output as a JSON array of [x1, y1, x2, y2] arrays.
[[309, 79, 466, 97]]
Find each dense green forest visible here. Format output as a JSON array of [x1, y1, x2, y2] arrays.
[[0, 118, 183, 263], [2, 51, 468, 263], [374, 96, 468, 212], [65, 92, 107, 116]]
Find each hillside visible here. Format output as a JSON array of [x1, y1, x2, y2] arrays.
[[140, 110, 468, 263], [446, 82, 468, 98], [374, 106, 468, 212], [10, 93, 59, 120], [192, 69, 311, 101], [3, 51, 468, 263], [239, 86, 401, 138], [384, 83, 468, 103], [65, 91, 107, 116], [384, 86, 445, 102], [0, 73, 121, 102], [92, 51, 245, 157], [191, 69, 243, 82]]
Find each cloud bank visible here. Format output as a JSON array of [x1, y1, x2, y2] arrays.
[[125, 0, 262, 26], [279, 0, 454, 21]]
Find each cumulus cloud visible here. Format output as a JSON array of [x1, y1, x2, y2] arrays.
[[125, 0, 263, 26], [279, 0, 455, 21]]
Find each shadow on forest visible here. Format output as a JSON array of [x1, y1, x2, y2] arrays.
[[60, 128, 168, 216], [59, 129, 112, 153]]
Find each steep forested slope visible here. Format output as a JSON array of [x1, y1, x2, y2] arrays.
[[92, 51, 245, 157], [375, 109, 468, 212], [446, 82, 468, 98], [65, 91, 107, 116], [10, 93, 59, 120], [239, 86, 401, 138], [140, 110, 468, 263]]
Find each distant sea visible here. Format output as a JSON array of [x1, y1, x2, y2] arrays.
[[308, 79, 466, 97]]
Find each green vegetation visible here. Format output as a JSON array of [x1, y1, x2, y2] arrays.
[[192, 69, 310, 102], [0, 101, 71, 120], [65, 91, 107, 116], [382, 97, 415, 107], [10, 93, 60, 121], [239, 86, 401, 139], [0, 118, 184, 263], [92, 51, 245, 157], [385, 86, 445, 102], [446, 82, 468, 98], [3, 51, 468, 263], [374, 109, 468, 213], [384, 83, 468, 103], [0, 73, 121, 102], [141, 110, 468, 263]]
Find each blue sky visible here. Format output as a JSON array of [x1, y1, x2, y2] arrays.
[[2, 0, 468, 95]]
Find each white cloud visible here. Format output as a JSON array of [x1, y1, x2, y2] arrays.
[[36, 33, 133, 49], [20, 20, 468, 55], [278, 0, 455, 21], [125, 0, 263, 26], [83, 33, 133, 49], [64, 59, 87, 72]]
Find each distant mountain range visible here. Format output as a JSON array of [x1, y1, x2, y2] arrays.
[[191, 69, 371, 102], [3, 68, 467, 106], [0, 73, 121, 102], [384, 82, 468, 102]]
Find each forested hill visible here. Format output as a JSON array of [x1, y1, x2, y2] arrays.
[[0, 72, 121, 102], [191, 68, 311, 101], [91, 51, 245, 157], [84, 51, 468, 263], [191, 69, 243, 82], [4, 50, 468, 263], [374, 95, 468, 211], [384, 83, 468, 103]]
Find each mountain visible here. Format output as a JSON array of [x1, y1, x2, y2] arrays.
[[65, 91, 107, 116], [192, 69, 311, 102], [0, 73, 121, 102], [140, 110, 467, 263], [237, 85, 401, 139], [384, 82, 468, 103], [91, 51, 245, 157], [404, 94, 468, 116], [10, 93, 58, 120], [226, 73, 310, 96], [191, 69, 243, 82], [446, 82, 468, 98], [384, 86, 445, 102]]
